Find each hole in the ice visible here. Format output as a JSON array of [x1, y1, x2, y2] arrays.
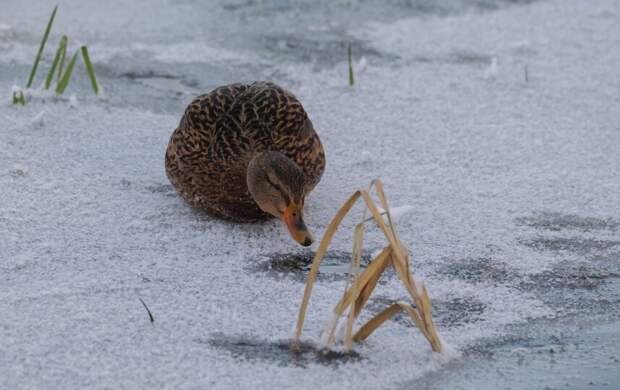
[[252, 250, 377, 281], [201, 334, 361, 367]]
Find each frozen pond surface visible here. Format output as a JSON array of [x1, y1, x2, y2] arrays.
[[1, 0, 619, 389]]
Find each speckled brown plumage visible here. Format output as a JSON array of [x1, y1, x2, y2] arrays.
[[165, 82, 326, 222]]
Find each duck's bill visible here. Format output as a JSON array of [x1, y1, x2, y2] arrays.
[[283, 204, 314, 246]]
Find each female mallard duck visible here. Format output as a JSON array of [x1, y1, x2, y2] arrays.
[[165, 82, 326, 246]]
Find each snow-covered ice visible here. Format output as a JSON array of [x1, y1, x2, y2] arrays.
[[1, 0, 619, 389]]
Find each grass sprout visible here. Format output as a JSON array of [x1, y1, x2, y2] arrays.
[[12, 90, 25, 105], [56, 50, 79, 94], [56, 37, 67, 82], [348, 42, 354, 87], [26, 5, 57, 88], [139, 297, 155, 324], [294, 179, 443, 353], [44, 35, 67, 90], [81, 46, 99, 94], [524, 64, 529, 83], [13, 6, 101, 105]]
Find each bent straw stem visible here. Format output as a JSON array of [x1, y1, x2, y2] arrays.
[[344, 223, 365, 350], [294, 190, 362, 342], [294, 179, 442, 353], [323, 247, 391, 348]]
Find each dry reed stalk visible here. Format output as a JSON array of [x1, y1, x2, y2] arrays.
[[344, 223, 365, 350], [293, 179, 442, 353], [294, 190, 363, 344], [323, 247, 392, 348]]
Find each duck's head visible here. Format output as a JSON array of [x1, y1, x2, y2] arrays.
[[247, 151, 314, 246]]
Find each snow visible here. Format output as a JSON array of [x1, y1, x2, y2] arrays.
[[376, 205, 415, 220], [483, 57, 498, 80], [1, 0, 619, 389]]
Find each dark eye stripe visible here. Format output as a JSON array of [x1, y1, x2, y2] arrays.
[[265, 175, 290, 204]]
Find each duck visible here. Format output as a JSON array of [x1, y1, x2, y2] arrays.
[[165, 82, 326, 246]]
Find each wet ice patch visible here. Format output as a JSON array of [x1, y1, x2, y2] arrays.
[[261, 34, 392, 67], [519, 237, 620, 256], [420, 320, 620, 390], [513, 212, 620, 317], [588, 251, 620, 265], [409, 50, 494, 66], [120, 70, 179, 80], [203, 333, 361, 367], [92, 42, 256, 65], [144, 183, 175, 196], [367, 295, 487, 329], [115, 179, 176, 198], [522, 261, 619, 290], [516, 261, 620, 319], [251, 250, 376, 281], [434, 297, 487, 328], [452, 50, 493, 65], [516, 211, 619, 232], [516, 212, 620, 272], [436, 257, 517, 285], [223, 0, 540, 22]]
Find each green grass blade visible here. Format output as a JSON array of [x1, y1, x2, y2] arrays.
[[80, 46, 99, 94], [348, 42, 354, 87], [56, 36, 67, 83], [44, 35, 67, 90], [55, 50, 78, 94], [12, 91, 26, 105], [26, 5, 58, 88], [138, 298, 155, 323]]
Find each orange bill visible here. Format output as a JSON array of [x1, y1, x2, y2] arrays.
[[282, 203, 314, 246]]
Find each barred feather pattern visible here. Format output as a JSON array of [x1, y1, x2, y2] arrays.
[[165, 82, 326, 222]]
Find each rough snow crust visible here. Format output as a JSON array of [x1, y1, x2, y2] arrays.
[[1, 0, 619, 389]]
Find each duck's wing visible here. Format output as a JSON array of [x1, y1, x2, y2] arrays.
[[166, 84, 266, 220], [245, 82, 326, 193]]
